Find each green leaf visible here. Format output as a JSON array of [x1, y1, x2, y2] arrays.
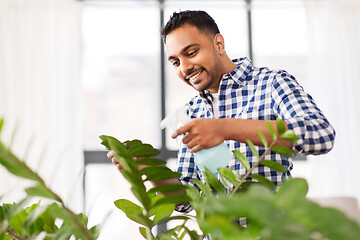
[[8, 201, 30, 235], [145, 171, 182, 181], [271, 146, 295, 158], [45, 203, 72, 223], [131, 185, 151, 211], [128, 144, 160, 158], [249, 174, 276, 188], [114, 199, 143, 215], [124, 139, 143, 150], [267, 120, 277, 141], [120, 169, 145, 191], [233, 171, 243, 182], [257, 130, 268, 148], [260, 160, 286, 173], [0, 118, 4, 136], [140, 166, 173, 176], [100, 135, 131, 159], [52, 225, 74, 240], [0, 151, 40, 181], [99, 135, 113, 150], [153, 203, 175, 225], [192, 179, 213, 197], [274, 178, 308, 208], [204, 167, 226, 194], [185, 186, 201, 202], [280, 130, 299, 143], [23, 201, 46, 234], [291, 200, 360, 240], [158, 226, 182, 240], [153, 194, 191, 208], [34, 203, 59, 233], [246, 139, 259, 159], [235, 181, 263, 193], [114, 199, 151, 227], [0, 233, 13, 240], [139, 227, 147, 239], [135, 158, 166, 166], [25, 184, 61, 202], [184, 228, 201, 240], [218, 167, 238, 186], [147, 184, 188, 195], [88, 225, 101, 239], [232, 150, 250, 171], [276, 118, 286, 135]]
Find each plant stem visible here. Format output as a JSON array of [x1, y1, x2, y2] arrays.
[[62, 202, 93, 240], [229, 140, 277, 196], [146, 227, 155, 240], [6, 229, 27, 240]]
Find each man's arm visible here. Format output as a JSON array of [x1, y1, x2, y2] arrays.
[[172, 118, 292, 153]]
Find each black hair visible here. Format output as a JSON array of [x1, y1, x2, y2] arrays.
[[161, 10, 220, 43]]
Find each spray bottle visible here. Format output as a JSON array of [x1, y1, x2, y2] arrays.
[[160, 107, 232, 173]]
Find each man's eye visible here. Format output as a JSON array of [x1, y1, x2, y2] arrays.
[[188, 49, 198, 56], [172, 60, 179, 66]]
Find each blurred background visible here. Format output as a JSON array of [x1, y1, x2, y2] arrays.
[[0, 0, 359, 239]]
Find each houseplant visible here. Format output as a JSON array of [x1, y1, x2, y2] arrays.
[[1, 116, 360, 240], [0, 118, 100, 240], [100, 119, 360, 240]]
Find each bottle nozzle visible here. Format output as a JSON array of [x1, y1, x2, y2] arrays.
[[160, 107, 192, 142]]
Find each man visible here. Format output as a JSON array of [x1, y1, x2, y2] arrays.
[[109, 10, 335, 213]]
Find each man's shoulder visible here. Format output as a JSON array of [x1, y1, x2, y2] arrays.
[[249, 65, 295, 85], [231, 57, 291, 84]]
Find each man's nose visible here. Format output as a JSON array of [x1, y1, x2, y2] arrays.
[[180, 60, 194, 76]]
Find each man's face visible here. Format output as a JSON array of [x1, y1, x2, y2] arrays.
[[165, 24, 224, 93]]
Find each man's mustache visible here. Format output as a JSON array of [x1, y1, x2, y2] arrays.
[[183, 67, 205, 81]]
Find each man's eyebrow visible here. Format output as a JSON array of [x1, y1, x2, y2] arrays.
[[168, 43, 200, 61], [181, 43, 199, 53]]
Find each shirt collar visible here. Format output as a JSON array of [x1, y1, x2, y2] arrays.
[[200, 57, 253, 99], [225, 57, 253, 84]]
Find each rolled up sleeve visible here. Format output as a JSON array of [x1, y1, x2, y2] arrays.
[[272, 71, 336, 155]]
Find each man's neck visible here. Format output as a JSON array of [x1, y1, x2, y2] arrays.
[[208, 55, 237, 94]]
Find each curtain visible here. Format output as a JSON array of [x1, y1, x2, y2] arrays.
[[305, 0, 360, 202], [0, 0, 83, 211]]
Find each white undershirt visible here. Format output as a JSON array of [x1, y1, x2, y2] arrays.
[[212, 93, 220, 119]]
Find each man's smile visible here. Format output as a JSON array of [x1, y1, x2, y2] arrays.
[[185, 69, 204, 84]]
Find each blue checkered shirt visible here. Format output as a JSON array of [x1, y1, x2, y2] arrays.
[[175, 57, 335, 213]]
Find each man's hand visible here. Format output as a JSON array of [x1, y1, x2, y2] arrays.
[[171, 118, 225, 153], [107, 150, 147, 171], [107, 150, 122, 171]]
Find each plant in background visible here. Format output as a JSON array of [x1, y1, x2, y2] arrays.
[[0, 118, 100, 240], [100, 119, 360, 240]]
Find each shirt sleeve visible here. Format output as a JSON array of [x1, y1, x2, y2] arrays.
[[271, 71, 336, 155]]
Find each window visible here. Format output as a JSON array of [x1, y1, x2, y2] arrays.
[[82, 2, 161, 150], [252, 0, 308, 87], [82, 2, 161, 239]]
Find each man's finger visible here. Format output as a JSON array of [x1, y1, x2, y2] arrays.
[[111, 158, 118, 165], [112, 158, 123, 171], [171, 123, 192, 138], [107, 150, 114, 159], [189, 145, 201, 153]]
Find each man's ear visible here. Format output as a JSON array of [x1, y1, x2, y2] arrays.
[[214, 33, 225, 55]]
